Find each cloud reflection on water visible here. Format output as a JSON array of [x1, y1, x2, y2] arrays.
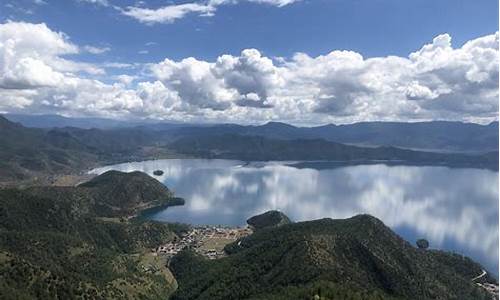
[[90, 159, 499, 274]]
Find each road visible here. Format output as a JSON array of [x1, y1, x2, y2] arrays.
[[472, 269, 487, 282]]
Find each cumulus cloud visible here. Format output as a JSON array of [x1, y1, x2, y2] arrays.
[[0, 22, 75, 89], [147, 31, 498, 123], [0, 22, 106, 90], [0, 21, 498, 124]]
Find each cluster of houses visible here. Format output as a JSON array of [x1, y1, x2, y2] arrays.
[[154, 225, 252, 260]]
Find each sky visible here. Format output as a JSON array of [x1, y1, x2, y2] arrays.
[[0, 0, 498, 125]]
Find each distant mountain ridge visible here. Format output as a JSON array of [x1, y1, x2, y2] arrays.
[[168, 134, 498, 170], [5, 114, 498, 153], [165, 120, 499, 153], [4, 113, 150, 129], [0, 115, 497, 184]]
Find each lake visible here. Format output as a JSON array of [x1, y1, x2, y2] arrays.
[[90, 159, 499, 276]]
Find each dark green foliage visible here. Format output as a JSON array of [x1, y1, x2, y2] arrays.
[[0, 172, 188, 299], [171, 215, 495, 300], [246, 210, 291, 230], [80, 170, 175, 216], [416, 239, 429, 249], [0, 116, 96, 182], [153, 170, 164, 176], [247, 280, 402, 300], [0, 116, 172, 183]]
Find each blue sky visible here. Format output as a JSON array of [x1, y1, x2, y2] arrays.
[[0, 0, 498, 124], [2, 0, 498, 61]]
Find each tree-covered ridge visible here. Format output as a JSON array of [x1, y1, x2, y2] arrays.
[[246, 210, 291, 231], [79, 170, 180, 217], [169, 134, 498, 170], [171, 214, 497, 300], [1, 115, 498, 184], [0, 171, 189, 299]]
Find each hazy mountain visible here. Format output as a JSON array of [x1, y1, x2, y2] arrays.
[[164, 121, 499, 153], [0, 116, 97, 182], [169, 134, 498, 170], [5, 114, 498, 153], [0, 115, 497, 184], [3, 114, 187, 130], [0, 116, 173, 183], [3, 114, 139, 129], [171, 213, 497, 300]]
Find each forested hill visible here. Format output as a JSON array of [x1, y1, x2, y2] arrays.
[[0, 116, 171, 184], [0, 171, 187, 299], [0, 115, 497, 184], [170, 213, 498, 300], [169, 134, 498, 170]]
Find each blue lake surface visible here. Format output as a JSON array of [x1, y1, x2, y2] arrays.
[[90, 159, 499, 276]]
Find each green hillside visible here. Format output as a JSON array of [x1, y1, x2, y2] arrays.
[[0, 171, 188, 299], [170, 214, 497, 300]]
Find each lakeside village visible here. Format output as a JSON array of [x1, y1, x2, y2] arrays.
[[152, 225, 253, 261]]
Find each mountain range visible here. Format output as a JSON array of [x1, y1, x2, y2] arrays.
[[0, 115, 497, 184], [5, 114, 498, 153]]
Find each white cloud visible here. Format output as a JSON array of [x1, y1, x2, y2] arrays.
[[121, 0, 301, 24], [0, 22, 77, 89], [84, 45, 111, 54], [254, 0, 299, 6], [0, 22, 109, 79], [121, 3, 216, 25], [114, 74, 136, 86], [148, 32, 498, 123], [405, 81, 440, 100], [79, 0, 109, 7], [0, 21, 497, 124], [102, 62, 136, 69]]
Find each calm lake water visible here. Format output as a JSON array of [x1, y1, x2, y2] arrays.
[[90, 159, 499, 276]]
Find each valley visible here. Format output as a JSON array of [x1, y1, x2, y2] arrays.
[[1, 3, 498, 299], [0, 115, 498, 299]]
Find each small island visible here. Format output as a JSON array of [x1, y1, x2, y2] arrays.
[[153, 170, 164, 176], [416, 238, 430, 249]]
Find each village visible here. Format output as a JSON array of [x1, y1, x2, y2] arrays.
[[153, 225, 253, 261]]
